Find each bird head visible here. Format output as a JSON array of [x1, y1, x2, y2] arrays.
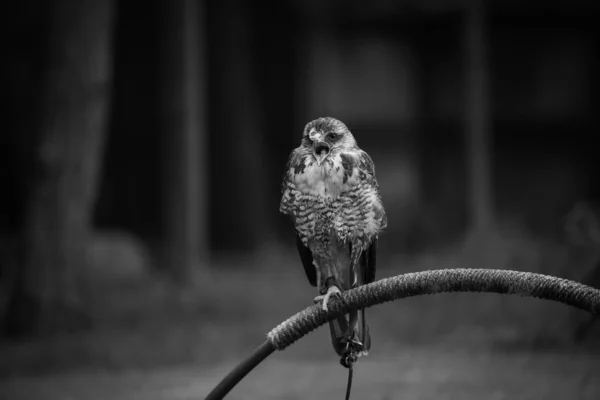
[[301, 117, 357, 166]]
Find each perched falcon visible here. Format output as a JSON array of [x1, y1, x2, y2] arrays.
[[280, 117, 387, 366]]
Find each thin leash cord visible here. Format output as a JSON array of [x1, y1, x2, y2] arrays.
[[344, 364, 354, 400], [342, 343, 357, 400]]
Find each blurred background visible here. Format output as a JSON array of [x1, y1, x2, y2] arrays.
[[1, 0, 599, 398]]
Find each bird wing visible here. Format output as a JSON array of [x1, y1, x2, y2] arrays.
[[358, 150, 377, 186], [296, 234, 317, 286], [280, 148, 318, 287], [356, 149, 386, 284], [358, 149, 387, 230], [279, 147, 305, 215], [360, 238, 377, 284]]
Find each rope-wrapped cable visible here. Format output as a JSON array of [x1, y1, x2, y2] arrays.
[[205, 268, 600, 400]]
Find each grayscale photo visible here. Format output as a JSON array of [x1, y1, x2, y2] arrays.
[[1, 0, 599, 399]]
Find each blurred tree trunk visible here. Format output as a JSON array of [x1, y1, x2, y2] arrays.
[[210, 0, 272, 254], [465, 1, 494, 232], [4, 0, 115, 337], [160, 0, 209, 282], [211, 0, 273, 253]]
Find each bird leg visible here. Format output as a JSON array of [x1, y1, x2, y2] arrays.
[[314, 277, 342, 312]]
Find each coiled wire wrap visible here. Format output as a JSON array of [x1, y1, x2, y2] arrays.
[[205, 268, 600, 400]]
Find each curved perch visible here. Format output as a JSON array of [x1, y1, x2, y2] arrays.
[[204, 268, 600, 400]]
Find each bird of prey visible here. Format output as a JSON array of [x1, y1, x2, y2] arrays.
[[280, 117, 387, 367]]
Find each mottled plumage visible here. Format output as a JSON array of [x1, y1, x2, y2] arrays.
[[280, 117, 387, 366]]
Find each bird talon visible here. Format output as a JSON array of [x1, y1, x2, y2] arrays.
[[313, 285, 342, 312]]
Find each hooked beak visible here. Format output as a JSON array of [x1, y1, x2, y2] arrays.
[[313, 141, 330, 165]]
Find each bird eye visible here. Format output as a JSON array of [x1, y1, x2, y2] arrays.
[[326, 132, 337, 141]]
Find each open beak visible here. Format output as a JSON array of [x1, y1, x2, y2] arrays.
[[313, 141, 330, 165]]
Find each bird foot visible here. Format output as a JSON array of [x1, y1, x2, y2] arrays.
[[314, 285, 342, 312]]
